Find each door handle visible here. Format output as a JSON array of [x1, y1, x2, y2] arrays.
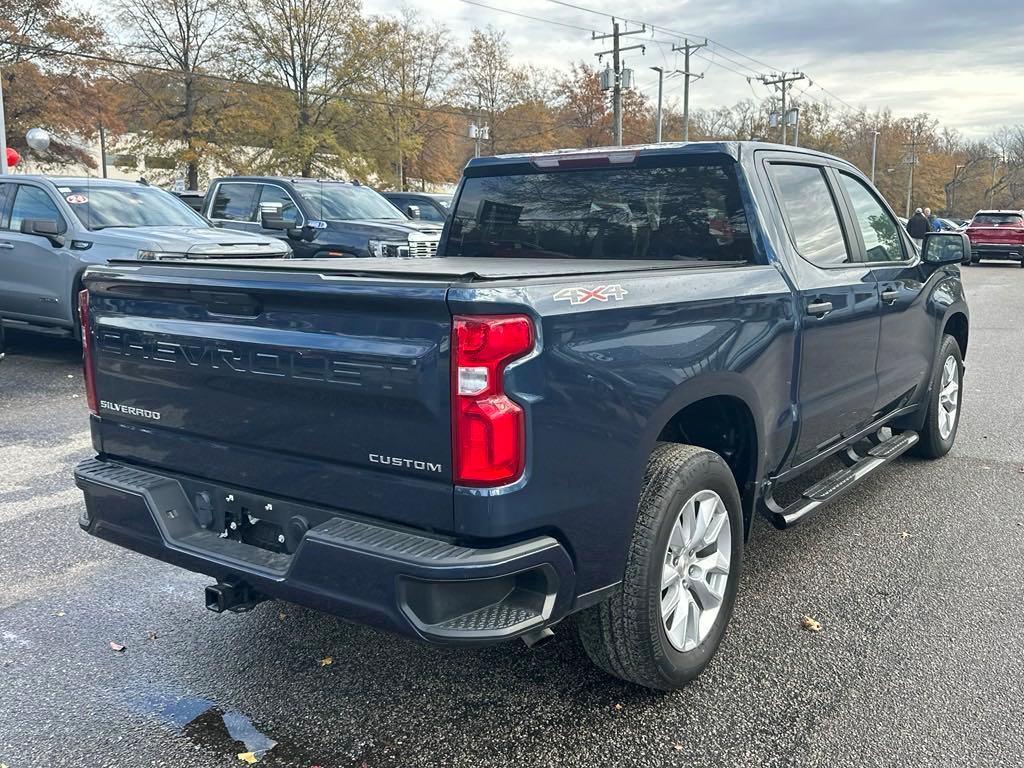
[[881, 290, 899, 304], [0, 242, 14, 250], [806, 300, 833, 316]]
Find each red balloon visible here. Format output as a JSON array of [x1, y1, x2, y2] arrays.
[[5, 146, 19, 167]]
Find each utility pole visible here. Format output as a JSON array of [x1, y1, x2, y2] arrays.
[[469, 98, 489, 158], [0, 73, 8, 174], [902, 129, 924, 218], [786, 108, 800, 147], [870, 130, 880, 184], [671, 39, 706, 141], [594, 20, 646, 146], [756, 71, 807, 144]]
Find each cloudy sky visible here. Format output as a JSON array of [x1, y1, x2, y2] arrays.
[[364, 0, 1024, 139]]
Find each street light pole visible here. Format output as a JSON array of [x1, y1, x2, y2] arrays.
[[650, 66, 664, 143], [870, 130, 880, 184]]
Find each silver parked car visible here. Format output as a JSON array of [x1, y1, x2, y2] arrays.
[[0, 176, 290, 339]]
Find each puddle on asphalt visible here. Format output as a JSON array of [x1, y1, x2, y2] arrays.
[[139, 690, 279, 762]]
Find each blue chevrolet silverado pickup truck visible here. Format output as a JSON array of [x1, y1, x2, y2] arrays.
[[73, 142, 970, 690]]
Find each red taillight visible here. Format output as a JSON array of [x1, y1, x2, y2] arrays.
[[452, 314, 534, 486], [79, 289, 98, 415]]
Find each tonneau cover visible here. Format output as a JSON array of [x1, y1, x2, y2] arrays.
[[105, 256, 735, 282]]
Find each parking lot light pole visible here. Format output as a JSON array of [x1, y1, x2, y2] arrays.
[[870, 130, 880, 184], [650, 67, 664, 143]]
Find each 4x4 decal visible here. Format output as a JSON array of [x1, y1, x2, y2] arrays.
[[552, 284, 629, 305]]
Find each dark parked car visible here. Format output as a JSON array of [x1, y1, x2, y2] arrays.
[[75, 142, 970, 690], [380, 191, 453, 223], [203, 177, 443, 258]]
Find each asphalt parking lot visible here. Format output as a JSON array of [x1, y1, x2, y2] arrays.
[[2, 264, 1023, 768]]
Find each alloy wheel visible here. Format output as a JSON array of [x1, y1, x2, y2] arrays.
[[660, 489, 732, 652]]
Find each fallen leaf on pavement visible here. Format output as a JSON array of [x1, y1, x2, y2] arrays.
[[278, 612, 287, 621], [613, 703, 623, 711], [237, 751, 259, 764], [54, 611, 65, 617], [320, 656, 333, 667], [673, 742, 685, 751], [801, 616, 822, 632], [147, 631, 158, 641], [109, 641, 126, 652]]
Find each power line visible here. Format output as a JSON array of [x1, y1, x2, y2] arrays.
[[537, 0, 868, 116], [457, 0, 595, 34]]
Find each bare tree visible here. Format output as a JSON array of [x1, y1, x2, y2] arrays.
[[114, 0, 229, 188]]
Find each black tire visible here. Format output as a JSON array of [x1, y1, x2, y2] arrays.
[[575, 443, 744, 690], [911, 334, 963, 459]]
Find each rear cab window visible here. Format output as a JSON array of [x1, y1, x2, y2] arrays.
[[446, 155, 754, 263]]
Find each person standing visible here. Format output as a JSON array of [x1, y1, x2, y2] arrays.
[[923, 207, 941, 231], [907, 207, 930, 240]]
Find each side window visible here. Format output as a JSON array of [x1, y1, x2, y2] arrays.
[[769, 163, 851, 268], [0, 184, 10, 229], [838, 172, 907, 262], [209, 183, 257, 221], [10, 185, 64, 232], [416, 202, 446, 223], [257, 185, 301, 226]]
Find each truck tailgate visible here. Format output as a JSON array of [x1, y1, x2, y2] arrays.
[[83, 265, 454, 532]]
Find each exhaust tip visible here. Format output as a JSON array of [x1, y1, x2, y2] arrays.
[[520, 626, 555, 649]]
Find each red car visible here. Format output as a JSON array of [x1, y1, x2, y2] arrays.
[[965, 210, 1024, 267]]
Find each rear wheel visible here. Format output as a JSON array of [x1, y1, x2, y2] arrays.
[[575, 444, 743, 690], [912, 334, 963, 459]]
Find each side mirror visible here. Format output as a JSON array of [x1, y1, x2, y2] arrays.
[[406, 204, 421, 220], [260, 211, 290, 231], [20, 218, 64, 246], [922, 231, 970, 266]]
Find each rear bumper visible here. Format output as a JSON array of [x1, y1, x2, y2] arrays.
[[971, 243, 1024, 260], [74, 457, 575, 644]]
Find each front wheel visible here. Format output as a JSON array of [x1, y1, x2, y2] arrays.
[[912, 334, 963, 459], [575, 444, 744, 690]]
